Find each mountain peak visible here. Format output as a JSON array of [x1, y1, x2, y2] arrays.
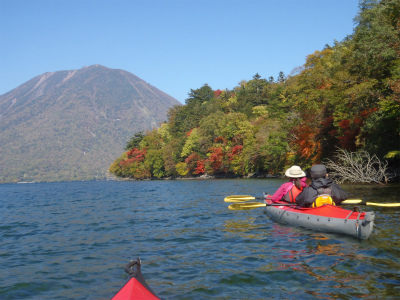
[[0, 66, 180, 183]]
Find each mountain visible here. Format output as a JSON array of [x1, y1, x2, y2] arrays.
[[0, 65, 181, 183]]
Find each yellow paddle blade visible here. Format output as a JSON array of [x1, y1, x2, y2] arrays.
[[224, 195, 256, 203], [342, 199, 363, 204], [366, 202, 400, 207], [228, 202, 266, 210], [342, 199, 400, 207]]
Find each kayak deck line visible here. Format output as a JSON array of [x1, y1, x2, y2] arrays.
[[268, 203, 371, 219]]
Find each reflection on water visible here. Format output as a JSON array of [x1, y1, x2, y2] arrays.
[[223, 218, 267, 240], [0, 180, 399, 299]]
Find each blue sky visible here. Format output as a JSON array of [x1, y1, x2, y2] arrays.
[[0, 0, 360, 104]]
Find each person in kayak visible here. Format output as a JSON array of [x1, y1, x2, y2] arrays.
[[270, 165, 307, 203], [295, 164, 348, 207]]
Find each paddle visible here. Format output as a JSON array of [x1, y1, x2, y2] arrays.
[[224, 195, 273, 203], [355, 202, 400, 207], [229, 201, 400, 210], [224, 195, 259, 202], [224, 195, 400, 207], [228, 202, 297, 210], [224, 195, 360, 203], [339, 200, 400, 206]]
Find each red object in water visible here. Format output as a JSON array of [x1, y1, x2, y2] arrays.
[[111, 259, 160, 300]]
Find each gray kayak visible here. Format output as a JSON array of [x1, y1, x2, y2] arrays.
[[264, 199, 375, 239]]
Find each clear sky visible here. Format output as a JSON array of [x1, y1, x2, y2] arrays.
[[0, 0, 360, 104]]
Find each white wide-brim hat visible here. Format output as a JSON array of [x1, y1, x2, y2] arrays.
[[285, 165, 306, 178]]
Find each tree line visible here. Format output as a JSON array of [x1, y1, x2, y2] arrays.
[[109, 0, 399, 181]]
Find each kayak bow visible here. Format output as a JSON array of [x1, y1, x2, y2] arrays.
[[111, 258, 159, 300]]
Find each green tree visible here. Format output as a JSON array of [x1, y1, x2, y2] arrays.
[[139, 129, 162, 150], [144, 149, 165, 178], [186, 84, 214, 105], [169, 84, 220, 136], [277, 71, 285, 83], [235, 75, 270, 115], [125, 131, 145, 150], [181, 128, 200, 158], [350, 0, 399, 81]]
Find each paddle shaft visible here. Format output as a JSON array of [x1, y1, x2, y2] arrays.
[[228, 202, 298, 210], [225, 195, 400, 207]]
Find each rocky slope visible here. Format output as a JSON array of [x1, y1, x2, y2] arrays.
[[0, 65, 180, 182]]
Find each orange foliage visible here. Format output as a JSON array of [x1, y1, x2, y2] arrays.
[[195, 160, 205, 174], [125, 148, 146, 163], [186, 128, 194, 137], [336, 109, 375, 151], [185, 153, 201, 175], [338, 119, 350, 129], [214, 89, 223, 98], [214, 136, 228, 145], [207, 147, 228, 173], [293, 122, 322, 161], [119, 148, 147, 167], [317, 80, 332, 90], [228, 145, 243, 160], [337, 119, 359, 151]]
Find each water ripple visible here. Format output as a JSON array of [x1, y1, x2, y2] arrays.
[[0, 180, 399, 299]]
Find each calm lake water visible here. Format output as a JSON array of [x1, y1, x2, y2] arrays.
[[0, 179, 399, 300]]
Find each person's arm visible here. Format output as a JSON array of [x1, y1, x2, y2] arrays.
[[270, 183, 288, 202], [295, 190, 306, 207], [332, 184, 348, 205], [296, 187, 317, 208]]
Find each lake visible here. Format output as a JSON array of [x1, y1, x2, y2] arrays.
[[0, 179, 399, 299]]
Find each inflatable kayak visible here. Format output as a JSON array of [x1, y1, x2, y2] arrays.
[[111, 258, 159, 300], [263, 198, 375, 239]]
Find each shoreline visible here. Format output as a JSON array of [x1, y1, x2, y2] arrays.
[[117, 172, 282, 181]]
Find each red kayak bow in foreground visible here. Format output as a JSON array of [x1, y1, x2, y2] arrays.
[[111, 259, 159, 300]]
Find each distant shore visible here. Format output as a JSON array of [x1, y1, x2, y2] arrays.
[[117, 172, 282, 181]]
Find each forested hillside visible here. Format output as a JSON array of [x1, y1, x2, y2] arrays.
[[110, 0, 399, 180]]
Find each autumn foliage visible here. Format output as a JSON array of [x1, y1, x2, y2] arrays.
[[110, 0, 400, 179]]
